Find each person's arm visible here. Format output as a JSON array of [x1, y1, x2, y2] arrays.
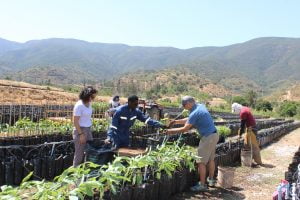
[[73, 105, 86, 144], [136, 110, 162, 128], [166, 113, 196, 134], [239, 119, 246, 137], [166, 123, 193, 135], [106, 110, 121, 143], [168, 118, 188, 127]]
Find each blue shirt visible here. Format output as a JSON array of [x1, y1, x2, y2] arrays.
[[187, 104, 217, 137], [107, 105, 161, 147]]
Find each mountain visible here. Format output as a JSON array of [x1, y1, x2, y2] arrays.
[[0, 37, 300, 95]]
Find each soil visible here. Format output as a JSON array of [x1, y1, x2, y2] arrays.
[[173, 128, 300, 200], [0, 79, 117, 104]]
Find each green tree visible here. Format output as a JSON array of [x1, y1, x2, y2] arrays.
[[232, 96, 248, 106], [246, 90, 258, 107], [256, 100, 273, 112], [279, 101, 298, 117]]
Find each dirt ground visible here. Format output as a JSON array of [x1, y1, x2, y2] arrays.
[[0, 79, 116, 104], [174, 128, 300, 200]]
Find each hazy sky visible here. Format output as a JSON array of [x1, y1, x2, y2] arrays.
[[0, 0, 299, 48]]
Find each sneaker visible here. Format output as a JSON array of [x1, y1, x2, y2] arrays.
[[190, 182, 208, 192], [207, 177, 217, 187]]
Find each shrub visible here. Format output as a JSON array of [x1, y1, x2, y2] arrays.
[[216, 126, 231, 137], [278, 101, 298, 117], [232, 96, 248, 106], [256, 100, 273, 112]]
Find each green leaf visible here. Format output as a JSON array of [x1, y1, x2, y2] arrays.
[[21, 171, 33, 184]]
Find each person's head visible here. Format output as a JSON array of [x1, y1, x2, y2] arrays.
[[113, 95, 120, 102], [79, 86, 97, 104], [231, 102, 243, 113], [128, 95, 139, 109], [181, 96, 196, 110]]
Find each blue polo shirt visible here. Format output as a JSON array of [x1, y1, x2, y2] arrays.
[[187, 104, 217, 137]]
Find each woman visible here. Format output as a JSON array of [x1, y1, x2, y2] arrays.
[[232, 102, 262, 166], [73, 86, 97, 167], [109, 95, 121, 108]]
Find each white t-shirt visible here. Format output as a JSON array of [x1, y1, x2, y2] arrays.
[[73, 100, 93, 127]]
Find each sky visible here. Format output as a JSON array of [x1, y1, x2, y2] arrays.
[[0, 0, 299, 49]]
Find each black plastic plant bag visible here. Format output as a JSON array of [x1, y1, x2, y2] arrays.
[[131, 184, 146, 200], [33, 158, 42, 180], [110, 187, 133, 200], [14, 159, 23, 185], [55, 155, 64, 176], [158, 174, 172, 200], [5, 160, 14, 185], [144, 181, 159, 200], [41, 157, 48, 179], [47, 157, 55, 180], [23, 160, 33, 181], [0, 161, 5, 186], [175, 169, 187, 193]]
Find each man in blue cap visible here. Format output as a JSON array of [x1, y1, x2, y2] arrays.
[[105, 95, 165, 148], [166, 96, 219, 192]]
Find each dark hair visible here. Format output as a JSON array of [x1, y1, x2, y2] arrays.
[[113, 96, 120, 101], [128, 95, 139, 103], [79, 86, 97, 102]]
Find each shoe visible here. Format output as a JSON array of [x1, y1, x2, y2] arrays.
[[190, 182, 208, 192], [207, 177, 217, 187]]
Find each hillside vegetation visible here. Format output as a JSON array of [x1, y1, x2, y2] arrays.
[[1, 37, 300, 95]]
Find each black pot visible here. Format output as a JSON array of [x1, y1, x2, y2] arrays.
[[55, 155, 64, 176], [175, 169, 187, 193], [48, 157, 56, 180], [110, 187, 133, 200], [5, 160, 14, 185], [131, 184, 146, 200], [158, 174, 172, 200], [145, 181, 159, 200], [0, 161, 5, 186], [14, 159, 23, 185], [23, 160, 34, 182], [41, 158, 48, 179], [33, 158, 42, 180]]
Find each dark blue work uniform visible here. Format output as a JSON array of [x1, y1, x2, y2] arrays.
[[107, 105, 162, 147]]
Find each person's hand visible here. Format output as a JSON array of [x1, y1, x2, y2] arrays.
[[163, 129, 170, 135], [104, 138, 111, 144], [79, 134, 86, 144], [168, 120, 176, 128]]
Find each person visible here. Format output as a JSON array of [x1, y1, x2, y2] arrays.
[[72, 86, 97, 167], [109, 95, 121, 108], [165, 96, 219, 192], [105, 95, 166, 148], [232, 102, 262, 166], [107, 95, 121, 118]]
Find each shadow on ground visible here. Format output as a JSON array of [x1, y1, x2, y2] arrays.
[[173, 186, 246, 200]]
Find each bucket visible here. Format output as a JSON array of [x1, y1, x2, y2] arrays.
[[217, 166, 235, 189], [241, 149, 252, 167]]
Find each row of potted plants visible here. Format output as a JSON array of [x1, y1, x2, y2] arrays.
[[0, 142, 199, 200]]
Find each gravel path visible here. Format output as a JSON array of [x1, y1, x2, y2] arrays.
[[174, 128, 300, 200]]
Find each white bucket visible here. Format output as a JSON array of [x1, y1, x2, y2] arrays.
[[217, 166, 236, 189]]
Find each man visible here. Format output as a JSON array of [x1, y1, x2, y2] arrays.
[[166, 96, 219, 192], [105, 95, 165, 148], [232, 102, 262, 165]]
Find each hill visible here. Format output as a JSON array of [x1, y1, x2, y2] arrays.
[[0, 79, 111, 104], [1, 37, 300, 94]]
